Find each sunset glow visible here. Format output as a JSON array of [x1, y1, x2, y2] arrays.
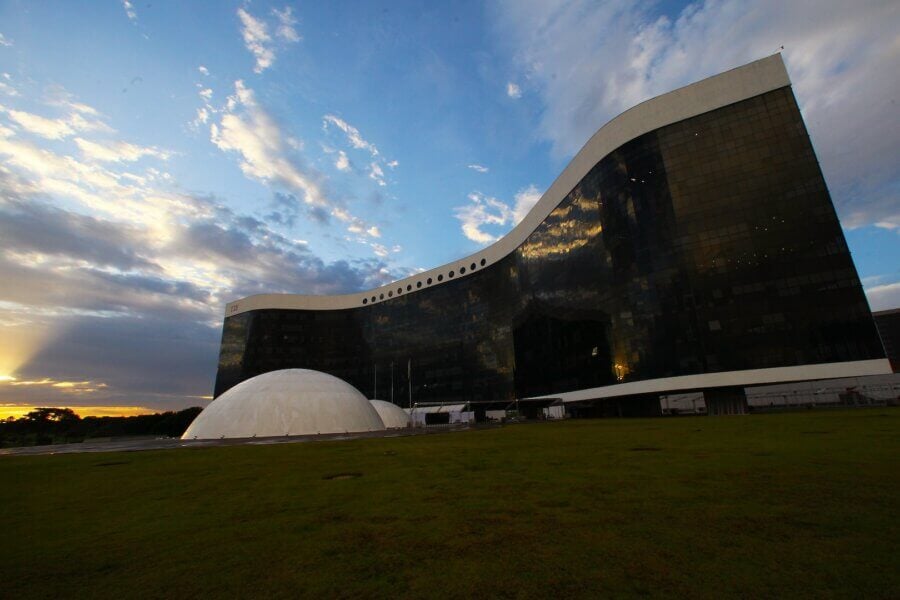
[[0, 404, 159, 420]]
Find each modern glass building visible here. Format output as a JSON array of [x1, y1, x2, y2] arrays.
[[213, 55, 890, 416]]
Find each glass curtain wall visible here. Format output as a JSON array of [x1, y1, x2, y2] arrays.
[[214, 87, 884, 403]]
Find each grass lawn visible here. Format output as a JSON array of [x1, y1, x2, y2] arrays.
[[2, 408, 898, 599]]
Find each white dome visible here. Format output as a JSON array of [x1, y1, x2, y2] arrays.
[[182, 369, 385, 439], [370, 399, 411, 429]]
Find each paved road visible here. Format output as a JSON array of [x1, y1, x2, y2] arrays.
[[0, 424, 484, 457]]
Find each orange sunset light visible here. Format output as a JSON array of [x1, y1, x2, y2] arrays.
[[0, 405, 159, 420]]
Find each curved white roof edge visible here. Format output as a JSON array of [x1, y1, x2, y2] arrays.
[[226, 54, 790, 316], [528, 359, 893, 402]]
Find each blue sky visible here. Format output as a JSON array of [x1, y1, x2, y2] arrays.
[[0, 0, 897, 414]]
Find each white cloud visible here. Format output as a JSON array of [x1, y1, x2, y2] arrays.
[[3, 108, 74, 139], [273, 6, 301, 43], [335, 150, 350, 171], [0, 109, 201, 238], [506, 82, 522, 98], [122, 0, 137, 22], [0, 102, 110, 140], [0, 33, 12, 47], [237, 6, 301, 74], [0, 81, 18, 97], [511, 184, 541, 223], [368, 162, 385, 186], [193, 107, 209, 127], [237, 8, 275, 74], [211, 80, 324, 207], [331, 207, 380, 239], [866, 282, 900, 312], [323, 114, 397, 185], [468, 164, 489, 173], [190, 85, 217, 130], [494, 0, 900, 229], [453, 185, 541, 244], [211, 81, 381, 239], [198, 65, 210, 76], [455, 192, 512, 244], [74, 138, 171, 163], [323, 114, 380, 157]]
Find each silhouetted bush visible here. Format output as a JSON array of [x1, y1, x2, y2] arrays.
[[0, 407, 203, 447]]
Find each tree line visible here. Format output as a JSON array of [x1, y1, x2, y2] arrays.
[[0, 406, 203, 448]]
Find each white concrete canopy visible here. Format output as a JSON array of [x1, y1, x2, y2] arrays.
[[182, 369, 385, 439], [369, 399, 411, 429]]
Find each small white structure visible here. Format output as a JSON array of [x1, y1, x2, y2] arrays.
[[182, 369, 385, 439], [408, 404, 473, 426], [369, 399, 410, 429], [542, 405, 566, 419]]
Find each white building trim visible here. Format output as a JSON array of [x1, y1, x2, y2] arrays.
[[225, 54, 791, 317], [527, 359, 893, 403]]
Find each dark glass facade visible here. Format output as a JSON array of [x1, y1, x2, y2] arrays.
[[214, 87, 885, 403], [873, 309, 900, 372]]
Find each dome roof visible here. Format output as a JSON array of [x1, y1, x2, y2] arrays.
[[370, 399, 411, 429], [182, 369, 385, 439]]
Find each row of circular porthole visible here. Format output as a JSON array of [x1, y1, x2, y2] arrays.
[[362, 258, 488, 305]]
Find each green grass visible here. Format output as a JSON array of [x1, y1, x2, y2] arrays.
[[2, 409, 898, 599]]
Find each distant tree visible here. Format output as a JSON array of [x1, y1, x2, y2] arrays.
[[1, 406, 202, 448], [25, 407, 80, 422]]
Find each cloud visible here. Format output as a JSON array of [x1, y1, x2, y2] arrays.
[[0, 199, 156, 271], [0, 81, 18, 97], [74, 137, 171, 163], [190, 84, 217, 130], [0, 81, 410, 411], [0, 33, 12, 47], [273, 6, 301, 43], [866, 282, 900, 312], [3, 108, 75, 139], [193, 107, 210, 127], [323, 114, 397, 186], [237, 6, 301, 74], [121, 0, 137, 22], [212, 80, 326, 207], [237, 7, 275, 74], [335, 150, 350, 171], [454, 185, 542, 244], [0, 102, 111, 140], [468, 164, 489, 173], [506, 82, 522, 98], [0, 188, 406, 407], [211, 81, 382, 240], [511, 184, 541, 223], [455, 192, 512, 244], [493, 0, 900, 229], [198, 65, 210, 76], [323, 114, 381, 157], [368, 161, 385, 186]]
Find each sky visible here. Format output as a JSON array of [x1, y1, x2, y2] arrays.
[[0, 0, 897, 417]]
